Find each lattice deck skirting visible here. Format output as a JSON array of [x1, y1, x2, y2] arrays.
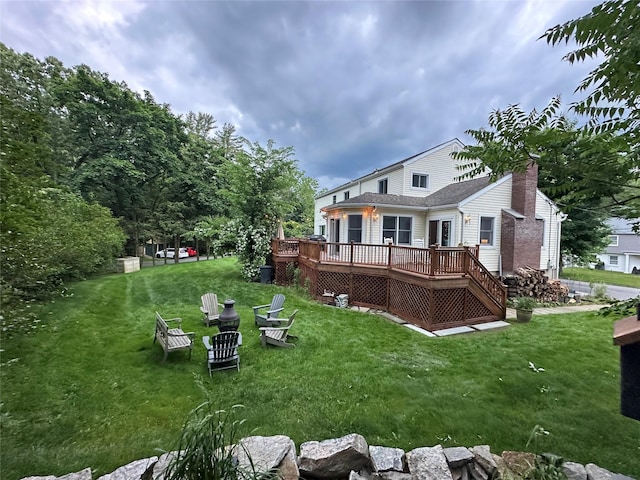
[[273, 254, 504, 331]]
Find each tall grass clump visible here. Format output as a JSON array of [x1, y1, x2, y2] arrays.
[[164, 377, 268, 480]]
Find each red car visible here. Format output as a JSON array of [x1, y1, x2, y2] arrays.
[[186, 247, 198, 257]]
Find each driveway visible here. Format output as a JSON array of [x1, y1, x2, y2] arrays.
[[561, 279, 640, 301]]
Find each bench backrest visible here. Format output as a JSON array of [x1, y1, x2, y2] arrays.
[[155, 311, 169, 338], [209, 331, 240, 362]]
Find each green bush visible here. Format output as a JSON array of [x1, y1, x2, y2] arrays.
[[512, 296, 537, 310]]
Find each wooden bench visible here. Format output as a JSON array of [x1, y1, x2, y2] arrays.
[[154, 311, 195, 362]]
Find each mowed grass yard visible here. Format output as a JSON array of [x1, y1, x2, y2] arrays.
[[1, 257, 639, 480], [561, 267, 640, 289]]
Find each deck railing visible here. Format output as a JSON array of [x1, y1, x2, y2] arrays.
[[273, 239, 480, 276], [272, 239, 505, 308]]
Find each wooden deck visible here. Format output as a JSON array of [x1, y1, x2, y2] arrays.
[[271, 239, 506, 331]]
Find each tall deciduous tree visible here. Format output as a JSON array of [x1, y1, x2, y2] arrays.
[[52, 65, 188, 254], [456, 1, 640, 225], [541, 0, 640, 139], [222, 140, 300, 279], [454, 107, 624, 261]]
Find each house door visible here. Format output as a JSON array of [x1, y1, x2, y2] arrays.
[[428, 219, 452, 246], [331, 219, 340, 253], [428, 221, 438, 246]]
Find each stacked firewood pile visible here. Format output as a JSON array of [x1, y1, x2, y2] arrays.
[[503, 266, 569, 302]]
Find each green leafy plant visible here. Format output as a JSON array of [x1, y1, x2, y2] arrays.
[[513, 296, 537, 310], [164, 377, 265, 480], [590, 283, 610, 301], [598, 296, 640, 317]]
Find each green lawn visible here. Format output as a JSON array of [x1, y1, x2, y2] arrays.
[[561, 267, 640, 289], [2, 258, 639, 479]]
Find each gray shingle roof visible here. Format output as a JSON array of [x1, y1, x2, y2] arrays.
[[423, 176, 493, 207], [323, 175, 494, 210]]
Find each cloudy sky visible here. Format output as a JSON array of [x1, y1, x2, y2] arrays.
[[1, 0, 601, 190]]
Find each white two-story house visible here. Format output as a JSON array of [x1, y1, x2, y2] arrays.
[[314, 139, 564, 277], [596, 218, 640, 274]]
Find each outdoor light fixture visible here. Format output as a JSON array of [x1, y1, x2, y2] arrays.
[[342, 213, 347, 220], [464, 214, 472, 224], [373, 212, 379, 221]]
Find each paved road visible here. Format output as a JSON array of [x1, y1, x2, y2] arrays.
[[561, 279, 640, 301]]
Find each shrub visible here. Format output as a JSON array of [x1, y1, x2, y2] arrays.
[[513, 296, 537, 310]]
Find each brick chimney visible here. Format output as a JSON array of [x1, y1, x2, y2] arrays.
[[511, 163, 539, 216], [501, 163, 543, 273]]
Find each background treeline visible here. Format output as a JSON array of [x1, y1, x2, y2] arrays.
[[0, 43, 317, 315]]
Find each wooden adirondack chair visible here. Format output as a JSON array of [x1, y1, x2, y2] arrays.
[[201, 293, 223, 327], [253, 293, 286, 327], [259, 309, 298, 348], [202, 331, 241, 376]]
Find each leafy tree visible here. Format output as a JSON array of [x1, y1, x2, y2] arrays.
[[454, 109, 622, 261], [1, 93, 125, 308], [456, 1, 640, 225], [52, 65, 188, 254], [222, 140, 300, 279], [541, 0, 640, 139]]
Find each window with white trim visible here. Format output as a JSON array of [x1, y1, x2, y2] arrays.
[[348, 215, 362, 243], [319, 225, 325, 235], [332, 195, 336, 204], [609, 235, 619, 246], [411, 173, 429, 189], [610, 255, 618, 266], [479, 216, 495, 246], [378, 178, 388, 194], [537, 218, 546, 248], [382, 216, 413, 245], [344, 191, 350, 200]]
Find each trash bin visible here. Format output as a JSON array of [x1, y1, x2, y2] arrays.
[[259, 265, 274, 284]]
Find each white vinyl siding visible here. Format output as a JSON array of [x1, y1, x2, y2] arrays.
[[535, 190, 561, 272], [460, 177, 512, 272], [402, 140, 468, 196], [361, 168, 404, 195]]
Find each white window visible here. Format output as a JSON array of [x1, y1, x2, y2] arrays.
[[537, 218, 546, 248], [378, 178, 388, 194], [610, 255, 618, 266], [344, 191, 350, 200], [609, 235, 619, 246], [348, 215, 362, 243], [332, 195, 337, 204], [411, 173, 429, 189], [382, 216, 413, 245], [479, 216, 495, 246], [319, 225, 325, 235]]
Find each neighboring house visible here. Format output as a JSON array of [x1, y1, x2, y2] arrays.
[[596, 218, 640, 274], [314, 139, 564, 277]]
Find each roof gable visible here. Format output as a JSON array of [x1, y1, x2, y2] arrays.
[[318, 138, 464, 197], [323, 174, 501, 210]]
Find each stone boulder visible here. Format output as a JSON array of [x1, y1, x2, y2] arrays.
[[237, 435, 299, 480], [96, 457, 158, 480], [406, 445, 454, 480], [369, 445, 406, 473], [299, 433, 371, 479], [21, 468, 92, 480]]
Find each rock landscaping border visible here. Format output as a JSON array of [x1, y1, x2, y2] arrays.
[[20, 432, 636, 480]]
